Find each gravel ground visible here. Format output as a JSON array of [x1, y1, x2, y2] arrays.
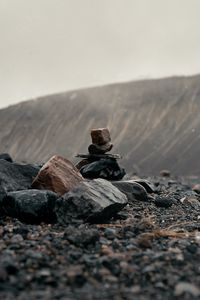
[[0, 176, 200, 300]]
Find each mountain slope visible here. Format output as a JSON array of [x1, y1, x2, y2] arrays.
[[0, 75, 200, 175]]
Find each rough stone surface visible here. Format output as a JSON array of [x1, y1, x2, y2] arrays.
[[91, 128, 111, 145], [32, 155, 84, 195], [0, 175, 199, 300], [0, 153, 13, 162], [155, 196, 173, 208], [111, 180, 149, 202], [80, 158, 125, 180], [192, 184, 200, 194], [0, 191, 6, 216], [55, 179, 128, 223], [133, 179, 156, 193], [2, 190, 58, 224], [0, 159, 40, 193]]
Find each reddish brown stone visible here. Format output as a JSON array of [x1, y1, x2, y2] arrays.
[[192, 184, 200, 194], [32, 155, 84, 195], [91, 128, 111, 145], [160, 169, 171, 177]]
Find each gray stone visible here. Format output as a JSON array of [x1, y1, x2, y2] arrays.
[[132, 179, 156, 193], [3, 189, 58, 224], [111, 180, 149, 202], [55, 179, 128, 223], [0, 159, 40, 193]]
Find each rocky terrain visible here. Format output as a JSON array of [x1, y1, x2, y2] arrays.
[[0, 154, 200, 300], [0, 74, 200, 175]]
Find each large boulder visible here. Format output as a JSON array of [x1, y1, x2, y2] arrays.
[[32, 155, 84, 195], [0, 159, 40, 193], [80, 158, 125, 180], [2, 190, 58, 224], [55, 179, 128, 223], [111, 180, 149, 202]]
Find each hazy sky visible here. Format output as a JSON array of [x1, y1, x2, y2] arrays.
[[0, 0, 200, 108]]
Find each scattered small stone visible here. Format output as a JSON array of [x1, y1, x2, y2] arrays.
[[160, 169, 171, 177], [155, 196, 173, 208], [174, 282, 200, 297], [192, 183, 200, 194]]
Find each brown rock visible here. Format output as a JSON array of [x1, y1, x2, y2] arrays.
[[160, 169, 171, 177], [91, 128, 111, 145], [192, 184, 200, 194], [32, 155, 84, 195], [88, 143, 113, 154]]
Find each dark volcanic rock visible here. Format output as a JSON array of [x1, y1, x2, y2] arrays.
[[155, 195, 173, 208], [0, 191, 6, 216], [88, 143, 113, 154], [0, 153, 13, 162], [55, 178, 128, 223], [133, 179, 156, 193], [80, 158, 125, 180], [0, 159, 40, 193], [111, 180, 149, 202], [32, 155, 84, 195], [2, 190, 58, 224]]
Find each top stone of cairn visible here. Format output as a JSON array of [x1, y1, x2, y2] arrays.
[[91, 128, 111, 145]]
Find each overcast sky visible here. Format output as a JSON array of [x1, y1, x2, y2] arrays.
[[0, 0, 200, 108]]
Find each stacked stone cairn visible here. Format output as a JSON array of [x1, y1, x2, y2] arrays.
[[76, 128, 126, 180]]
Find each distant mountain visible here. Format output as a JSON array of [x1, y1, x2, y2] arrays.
[[0, 75, 200, 176]]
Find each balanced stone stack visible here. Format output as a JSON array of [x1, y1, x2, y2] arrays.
[[76, 128, 126, 180], [88, 128, 113, 154]]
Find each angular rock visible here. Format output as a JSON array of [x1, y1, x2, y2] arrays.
[[55, 179, 128, 223], [0, 153, 13, 162], [2, 190, 58, 224], [132, 179, 156, 193], [91, 128, 111, 145], [80, 158, 125, 180], [111, 181, 149, 202], [0, 159, 40, 193], [32, 155, 84, 195]]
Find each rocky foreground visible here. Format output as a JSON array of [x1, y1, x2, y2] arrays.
[[0, 155, 200, 299]]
